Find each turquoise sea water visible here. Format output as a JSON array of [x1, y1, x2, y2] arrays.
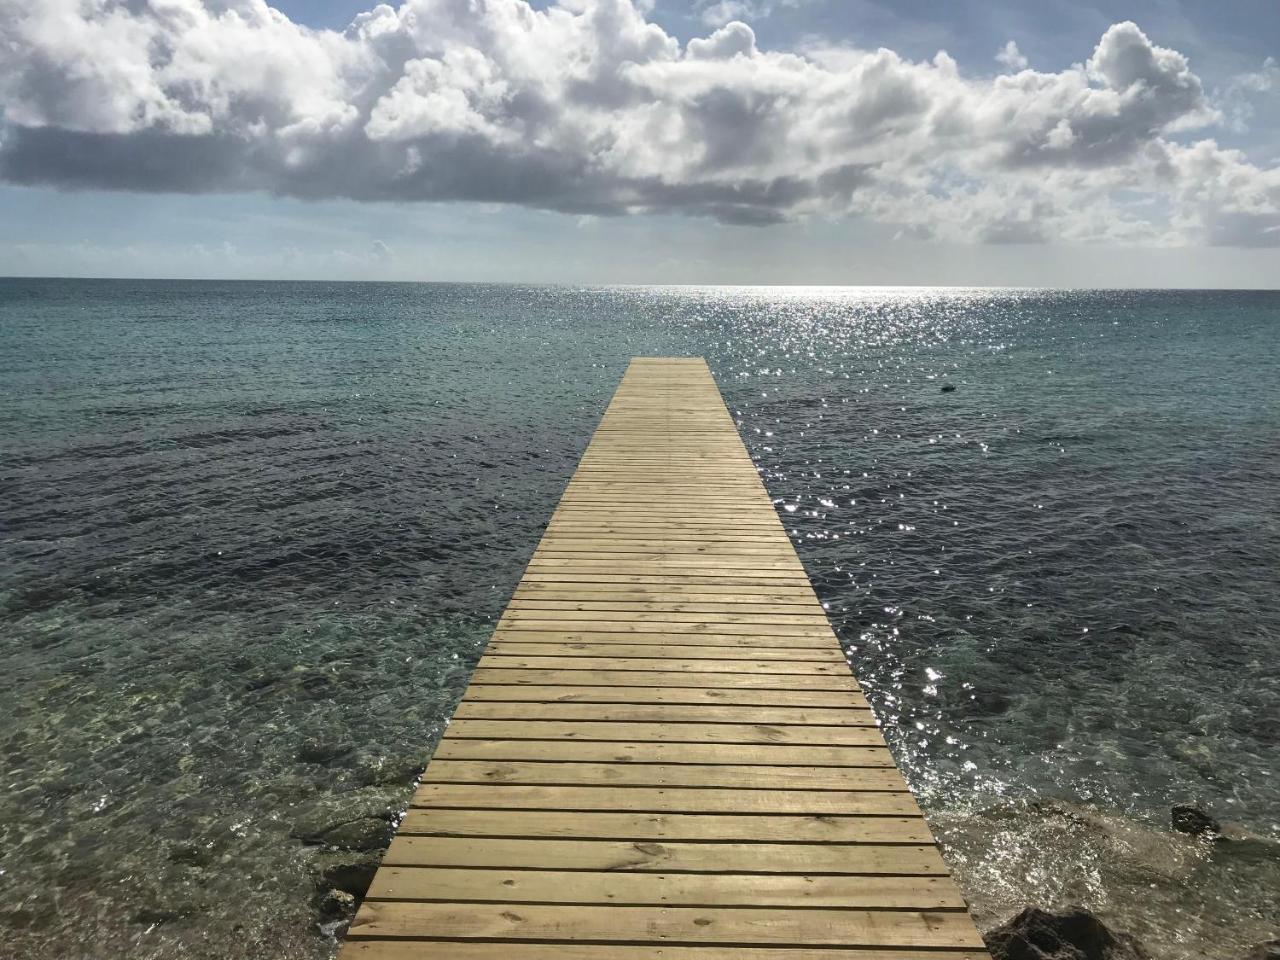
[[1, 280, 1277, 958]]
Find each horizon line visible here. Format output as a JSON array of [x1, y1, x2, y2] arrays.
[[3, 275, 1279, 293]]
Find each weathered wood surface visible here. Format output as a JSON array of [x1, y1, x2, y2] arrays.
[[340, 357, 987, 959]]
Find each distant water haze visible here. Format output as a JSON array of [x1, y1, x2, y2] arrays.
[[1, 280, 1277, 958]]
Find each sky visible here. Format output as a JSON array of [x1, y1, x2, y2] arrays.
[[1, 0, 1278, 286]]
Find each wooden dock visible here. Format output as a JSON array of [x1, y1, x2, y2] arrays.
[[341, 358, 988, 959]]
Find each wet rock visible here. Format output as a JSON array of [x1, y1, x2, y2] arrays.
[[298, 670, 336, 697], [351, 750, 424, 787], [940, 383, 957, 393], [297, 738, 354, 764], [1244, 941, 1280, 960], [243, 670, 280, 691], [291, 787, 399, 847], [1, 907, 39, 930], [1171, 803, 1220, 837], [320, 817, 393, 851], [968, 689, 1012, 715], [315, 853, 381, 899], [985, 906, 1150, 960], [317, 888, 357, 919], [167, 841, 214, 867]]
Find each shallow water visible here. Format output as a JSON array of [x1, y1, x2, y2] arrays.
[[1, 280, 1277, 957]]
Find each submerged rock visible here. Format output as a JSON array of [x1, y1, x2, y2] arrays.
[[166, 840, 214, 867], [314, 853, 381, 899], [963, 688, 1013, 716], [317, 888, 357, 919], [349, 749, 424, 787], [1171, 803, 1221, 837], [318, 817, 393, 851], [290, 787, 399, 850], [985, 906, 1150, 960], [297, 738, 354, 765], [1244, 941, 1280, 960]]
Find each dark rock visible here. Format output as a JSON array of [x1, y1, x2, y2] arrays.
[[2, 908, 38, 930], [316, 854, 381, 898], [167, 841, 214, 867], [298, 739, 354, 764], [1171, 803, 1220, 837], [244, 670, 279, 691], [351, 751, 424, 787], [1244, 941, 1280, 960], [969, 689, 1012, 715], [940, 383, 957, 393], [985, 906, 1150, 960], [292, 791, 397, 845], [317, 888, 357, 919], [299, 671, 336, 696], [318, 817, 393, 851]]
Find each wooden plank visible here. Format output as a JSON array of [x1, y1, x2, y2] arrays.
[[431, 740, 897, 767], [490, 629, 839, 649], [348, 902, 985, 947], [485, 642, 843, 661], [380, 837, 950, 875], [366, 868, 966, 908], [397, 810, 934, 843], [442, 719, 883, 744], [338, 357, 986, 959], [344, 944, 988, 960], [411, 785, 922, 815], [462, 686, 869, 707], [475, 657, 848, 675], [418, 760, 910, 791], [468, 669, 858, 690], [491, 621, 838, 637], [450, 703, 879, 725], [518, 573, 814, 586], [498, 610, 831, 625], [507, 600, 830, 613]]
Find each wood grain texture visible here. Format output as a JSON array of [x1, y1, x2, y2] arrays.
[[338, 357, 987, 958]]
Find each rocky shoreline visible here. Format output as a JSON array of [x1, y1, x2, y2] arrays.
[[986, 906, 1278, 960], [981, 797, 1279, 960]]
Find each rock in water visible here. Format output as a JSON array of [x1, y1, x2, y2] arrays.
[[318, 816, 393, 851], [941, 383, 957, 392], [317, 889, 357, 920], [1244, 941, 1280, 960], [985, 906, 1150, 960], [297, 738, 353, 764], [1171, 803, 1221, 836], [316, 854, 381, 899]]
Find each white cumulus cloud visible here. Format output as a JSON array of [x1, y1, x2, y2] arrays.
[[0, 0, 1278, 245]]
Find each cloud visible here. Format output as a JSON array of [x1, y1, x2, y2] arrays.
[[995, 41, 1027, 73], [696, 0, 805, 28], [1217, 57, 1279, 133], [1, 1, 1278, 246], [699, 1, 758, 28]]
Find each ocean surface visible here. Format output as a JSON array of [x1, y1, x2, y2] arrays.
[[1, 279, 1277, 959]]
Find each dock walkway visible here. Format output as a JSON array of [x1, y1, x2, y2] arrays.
[[341, 357, 988, 959]]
